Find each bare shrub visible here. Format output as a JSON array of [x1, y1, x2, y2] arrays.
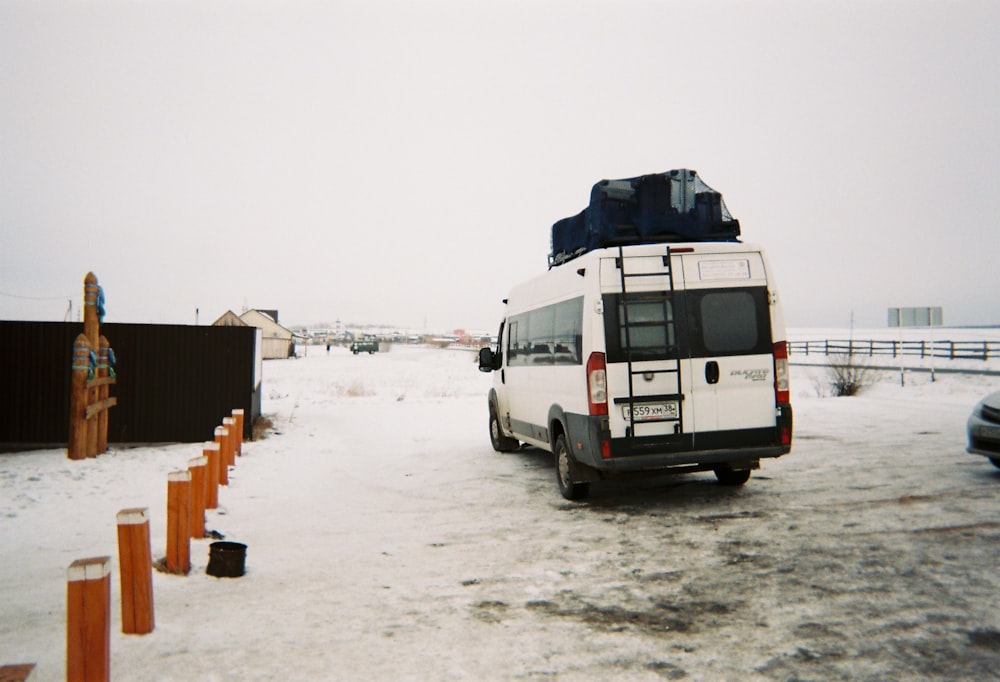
[[826, 353, 878, 396], [252, 415, 274, 440], [339, 381, 374, 398]]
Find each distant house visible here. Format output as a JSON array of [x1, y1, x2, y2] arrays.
[[213, 309, 294, 360], [213, 310, 245, 328]]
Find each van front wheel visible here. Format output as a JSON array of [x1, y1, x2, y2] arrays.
[[555, 434, 590, 500], [489, 407, 519, 452]]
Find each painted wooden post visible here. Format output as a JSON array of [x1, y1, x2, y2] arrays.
[[232, 409, 245, 455], [214, 426, 229, 486], [96, 336, 111, 455], [203, 442, 220, 510], [116, 508, 154, 634], [66, 556, 111, 682], [166, 471, 191, 575], [187, 457, 207, 540], [68, 335, 93, 460], [222, 417, 237, 467], [83, 274, 100, 458], [83, 273, 100, 348]]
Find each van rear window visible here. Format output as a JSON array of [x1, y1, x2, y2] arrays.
[[604, 287, 771, 362], [700, 291, 758, 352], [687, 287, 771, 357], [603, 293, 677, 363]]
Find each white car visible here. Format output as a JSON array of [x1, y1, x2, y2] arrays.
[[967, 390, 1000, 469]]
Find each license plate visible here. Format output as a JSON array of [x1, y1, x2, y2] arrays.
[[623, 402, 679, 422]]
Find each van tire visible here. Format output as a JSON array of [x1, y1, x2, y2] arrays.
[[555, 434, 590, 500], [714, 466, 752, 486], [489, 407, 519, 452]]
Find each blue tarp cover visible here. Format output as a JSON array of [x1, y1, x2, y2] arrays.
[[549, 169, 740, 266]]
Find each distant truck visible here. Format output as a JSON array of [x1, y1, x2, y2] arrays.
[[350, 337, 380, 354]]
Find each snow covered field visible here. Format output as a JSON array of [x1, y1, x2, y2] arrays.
[[2, 342, 1000, 680]]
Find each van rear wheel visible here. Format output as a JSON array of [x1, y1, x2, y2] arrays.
[[555, 434, 590, 500], [489, 407, 519, 452], [714, 466, 752, 486]]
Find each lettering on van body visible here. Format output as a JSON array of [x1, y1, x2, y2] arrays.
[[730, 368, 770, 382]]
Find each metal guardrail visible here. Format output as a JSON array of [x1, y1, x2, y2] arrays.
[[788, 339, 998, 362]]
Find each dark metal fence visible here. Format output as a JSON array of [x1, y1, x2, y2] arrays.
[[1, 321, 260, 451], [788, 339, 997, 361]]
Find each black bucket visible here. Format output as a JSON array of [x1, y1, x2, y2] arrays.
[[206, 541, 247, 578]]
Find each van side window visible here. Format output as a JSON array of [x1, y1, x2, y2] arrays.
[[688, 287, 771, 357], [507, 320, 522, 364], [506, 297, 584, 366], [553, 297, 584, 364]]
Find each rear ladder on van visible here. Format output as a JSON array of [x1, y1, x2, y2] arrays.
[[614, 245, 684, 441]]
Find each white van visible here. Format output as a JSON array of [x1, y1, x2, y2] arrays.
[[478, 241, 792, 499]]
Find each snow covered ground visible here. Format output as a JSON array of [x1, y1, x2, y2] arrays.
[[2, 340, 1000, 680]]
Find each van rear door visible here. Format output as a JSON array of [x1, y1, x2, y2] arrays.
[[599, 251, 690, 442], [678, 252, 777, 443]]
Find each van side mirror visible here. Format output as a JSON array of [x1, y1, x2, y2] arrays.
[[478, 347, 496, 373]]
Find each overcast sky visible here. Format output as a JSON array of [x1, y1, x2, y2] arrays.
[[2, 0, 998, 332]]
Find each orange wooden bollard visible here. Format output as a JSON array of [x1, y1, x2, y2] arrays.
[[116, 508, 154, 634], [187, 457, 207, 539], [203, 442, 220, 510], [67, 556, 111, 682], [222, 418, 237, 467], [214, 426, 229, 486], [232, 409, 245, 455], [166, 471, 191, 574], [68, 335, 92, 460]]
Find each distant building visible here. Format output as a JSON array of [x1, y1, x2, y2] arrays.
[[213, 309, 294, 359]]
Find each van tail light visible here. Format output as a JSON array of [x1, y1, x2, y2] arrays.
[[780, 425, 792, 446], [587, 352, 608, 416], [773, 341, 790, 405]]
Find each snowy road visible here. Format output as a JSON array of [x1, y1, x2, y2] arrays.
[[2, 346, 999, 680]]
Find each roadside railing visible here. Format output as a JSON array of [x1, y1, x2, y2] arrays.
[[788, 339, 998, 362]]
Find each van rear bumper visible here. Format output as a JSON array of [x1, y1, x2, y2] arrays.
[[598, 443, 790, 474], [565, 411, 792, 475]]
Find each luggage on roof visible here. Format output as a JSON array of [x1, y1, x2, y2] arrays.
[[549, 169, 740, 267]]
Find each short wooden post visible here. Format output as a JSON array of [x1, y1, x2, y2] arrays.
[[214, 426, 229, 486], [116, 508, 154, 634], [203, 442, 220, 510], [232, 409, 245, 455], [187, 457, 207, 539], [67, 556, 110, 682], [166, 471, 191, 575], [68, 335, 93, 460], [222, 417, 237, 467], [0, 664, 36, 681]]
